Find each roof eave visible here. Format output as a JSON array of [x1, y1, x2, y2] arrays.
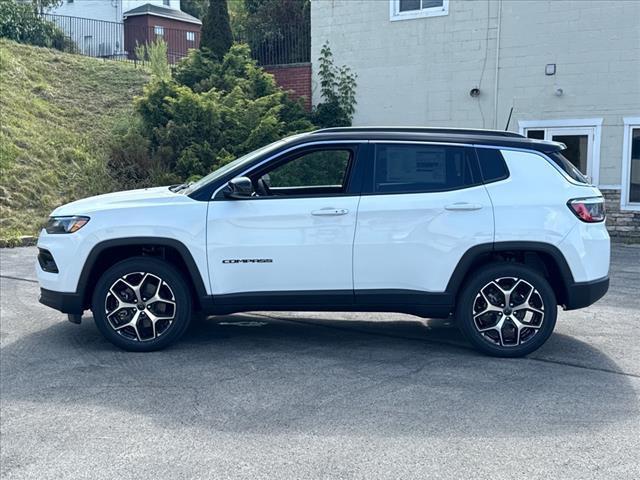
[[123, 11, 202, 25]]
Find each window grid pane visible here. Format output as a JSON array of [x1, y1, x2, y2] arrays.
[[629, 128, 640, 203]]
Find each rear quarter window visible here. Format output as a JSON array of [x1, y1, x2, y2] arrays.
[[546, 151, 590, 184], [476, 148, 509, 183]]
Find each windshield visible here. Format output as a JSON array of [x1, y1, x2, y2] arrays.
[[181, 138, 291, 195]]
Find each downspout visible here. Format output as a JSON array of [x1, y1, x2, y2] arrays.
[[493, 0, 503, 129]]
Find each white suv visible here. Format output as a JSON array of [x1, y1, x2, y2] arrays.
[[36, 127, 610, 356]]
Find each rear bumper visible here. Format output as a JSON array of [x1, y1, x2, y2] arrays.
[[39, 288, 84, 314], [564, 276, 609, 310]]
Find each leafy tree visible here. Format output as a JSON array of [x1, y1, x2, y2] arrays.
[[0, 1, 74, 51], [181, 0, 208, 19], [200, 0, 233, 60], [30, 0, 62, 15], [241, 0, 310, 64]]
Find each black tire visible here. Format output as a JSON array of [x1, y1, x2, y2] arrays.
[[91, 257, 192, 352], [456, 262, 557, 358]]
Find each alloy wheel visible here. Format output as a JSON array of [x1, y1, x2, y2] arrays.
[[105, 272, 176, 342], [472, 277, 545, 347]]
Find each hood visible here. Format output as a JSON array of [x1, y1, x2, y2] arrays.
[[51, 186, 184, 216]]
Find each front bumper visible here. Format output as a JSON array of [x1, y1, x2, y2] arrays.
[[39, 288, 84, 314], [564, 276, 609, 310]]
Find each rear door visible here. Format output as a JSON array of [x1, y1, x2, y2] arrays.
[[353, 142, 494, 304]]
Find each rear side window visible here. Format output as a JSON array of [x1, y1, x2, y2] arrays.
[[547, 151, 589, 184], [373, 144, 479, 193], [476, 148, 509, 183]]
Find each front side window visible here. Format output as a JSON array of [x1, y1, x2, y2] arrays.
[[186, 31, 195, 42], [373, 144, 478, 194], [252, 148, 353, 197], [154, 26, 164, 36], [391, 0, 448, 21]]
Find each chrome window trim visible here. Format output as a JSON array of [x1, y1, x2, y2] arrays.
[[473, 144, 593, 188], [211, 140, 368, 200]]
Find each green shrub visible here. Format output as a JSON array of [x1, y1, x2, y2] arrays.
[[0, 1, 75, 52], [126, 43, 314, 180], [134, 39, 171, 81], [311, 42, 357, 128]]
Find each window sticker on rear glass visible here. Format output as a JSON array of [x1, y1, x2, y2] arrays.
[[385, 147, 446, 184]]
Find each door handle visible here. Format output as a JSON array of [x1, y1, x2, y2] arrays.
[[311, 208, 349, 216], [445, 203, 483, 211]]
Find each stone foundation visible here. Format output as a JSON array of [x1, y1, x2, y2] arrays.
[[601, 189, 640, 243]]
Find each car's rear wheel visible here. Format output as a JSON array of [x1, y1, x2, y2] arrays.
[[456, 263, 557, 357], [91, 257, 192, 351]]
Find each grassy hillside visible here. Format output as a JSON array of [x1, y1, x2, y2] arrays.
[[0, 40, 148, 242]]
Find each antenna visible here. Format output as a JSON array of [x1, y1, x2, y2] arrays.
[[504, 106, 514, 131]]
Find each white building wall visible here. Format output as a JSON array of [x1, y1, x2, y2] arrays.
[[47, 0, 182, 58], [311, 0, 640, 186], [51, 0, 181, 22]]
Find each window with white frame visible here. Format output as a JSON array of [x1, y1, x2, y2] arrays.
[[621, 117, 640, 210], [154, 26, 164, 37], [390, 0, 448, 21], [518, 118, 603, 186], [186, 31, 195, 42]]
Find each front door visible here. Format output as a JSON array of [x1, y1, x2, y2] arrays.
[[206, 144, 362, 304]]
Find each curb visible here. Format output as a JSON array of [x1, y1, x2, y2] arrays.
[[0, 236, 38, 248]]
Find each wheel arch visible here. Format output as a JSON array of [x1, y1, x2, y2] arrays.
[[446, 241, 575, 307], [78, 238, 208, 310]]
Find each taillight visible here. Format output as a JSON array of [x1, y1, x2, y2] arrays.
[[567, 197, 605, 223]]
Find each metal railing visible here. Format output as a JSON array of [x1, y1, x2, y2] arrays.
[[40, 13, 310, 66], [237, 22, 311, 66], [42, 13, 200, 63]]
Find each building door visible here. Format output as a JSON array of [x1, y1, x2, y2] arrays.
[[524, 127, 595, 182]]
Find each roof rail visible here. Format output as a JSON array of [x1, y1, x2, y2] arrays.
[[311, 126, 525, 138]]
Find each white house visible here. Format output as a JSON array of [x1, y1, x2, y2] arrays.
[[311, 0, 640, 240], [45, 0, 182, 57], [50, 0, 182, 23]]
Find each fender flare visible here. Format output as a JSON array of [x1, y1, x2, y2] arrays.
[[76, 237, 209, 306], [445, 241, 574, 299]]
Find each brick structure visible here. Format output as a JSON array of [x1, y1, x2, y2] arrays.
[[602, 190, 640, 243], [264, 63, 312, 111], [123, 3, 201, 63]]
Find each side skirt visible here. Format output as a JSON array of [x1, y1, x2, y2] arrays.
[[200, 289, 454, 319]]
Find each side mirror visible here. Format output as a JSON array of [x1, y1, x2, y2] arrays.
[[223, 176, 254, 199]]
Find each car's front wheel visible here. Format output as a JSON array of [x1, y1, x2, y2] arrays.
[[456, 263, 557, 357], [91, 257, 192, 351]]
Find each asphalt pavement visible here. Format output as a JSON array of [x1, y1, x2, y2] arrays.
[[1, 245, 639, 479]]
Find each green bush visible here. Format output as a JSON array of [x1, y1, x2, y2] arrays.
[[115, 43, 314, 182], [134, 39, 171, 81], [311, 42, 357, 128], [0, 1, 75, 52]]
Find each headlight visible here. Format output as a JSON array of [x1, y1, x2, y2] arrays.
[[45, 216, 90, 234]]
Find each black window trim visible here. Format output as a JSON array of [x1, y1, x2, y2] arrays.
[[474, 145, 511, 184], [212, 142, 366, 201], [362, 141, 483, 196]]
